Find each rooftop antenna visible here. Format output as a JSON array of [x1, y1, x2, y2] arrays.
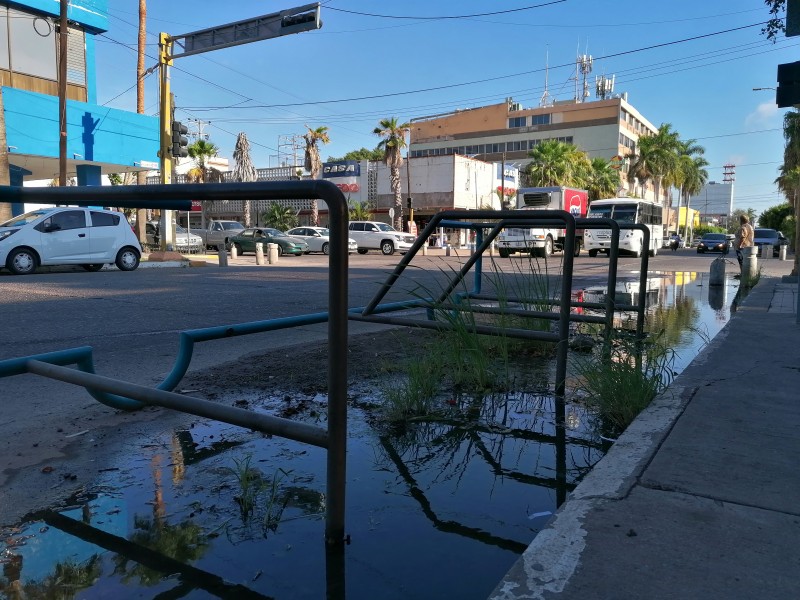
[[540, 48, 552, 107], [596, 74, 615, 100], [578, 55, 593, 102]]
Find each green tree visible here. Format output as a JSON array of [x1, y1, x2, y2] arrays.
[[328, 147, 385, 162], [374, 117, 410, 230], [349, 200, 373, 221], [523, 140, 589, 187], [303, 125, 330, 226], [584, 157, 620, 201], [762, 0, 786, 41], [758, 202, 794, 231], [627, 123, 680, 207], [673, 140, 709, 241], [186, 139, 220, 183], [262, 202, 298, 231], [777, 110, 800, 275], [108, 173, 124, 185]]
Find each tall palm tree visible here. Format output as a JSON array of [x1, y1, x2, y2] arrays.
[[233, 132, 257, 227], [627, 123, 680, 206], [667, 138, 708, 238], [523, 140, 589, 188], [303, 125, 330, 226], [584, 157, 620, 201], [775, 164, 800, 276], [374, 117, 410, 230], [779, 110, 800, 276], [679, 155, 709, 241]]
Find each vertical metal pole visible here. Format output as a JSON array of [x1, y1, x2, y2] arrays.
[[58, 0, 68, 187], [325, 184, 349, 547], [158, 33, 173, 250]]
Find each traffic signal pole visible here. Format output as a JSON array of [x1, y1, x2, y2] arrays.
[[158, 33, 175, 250]]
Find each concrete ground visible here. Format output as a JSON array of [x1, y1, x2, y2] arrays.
[[490, 257, 800, 599]]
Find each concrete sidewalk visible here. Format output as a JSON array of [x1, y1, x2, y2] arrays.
[[491, 262, 800, 599]]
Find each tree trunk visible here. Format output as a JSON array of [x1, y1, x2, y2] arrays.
[[244, 200, 252, 227], [134, 0, 148, 245], [794, 190, 799, 277], [0, 89, 11, 222], [310, 199, 318, 226], [390, 167, 402, 230]]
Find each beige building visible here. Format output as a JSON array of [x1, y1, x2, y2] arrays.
[[409, 96, 666, 204]]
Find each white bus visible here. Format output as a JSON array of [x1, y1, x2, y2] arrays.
[[584, 198, 663, 258]]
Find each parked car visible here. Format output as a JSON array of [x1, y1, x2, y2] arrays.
[[285, 226, 358, 255], [0, 207, 141, 275], [348, 221, 416, 255], [753, 228, 789, 257], [229, 227, 309, 256], [696, 233, 730, 254], [145, 221, 204, 253]]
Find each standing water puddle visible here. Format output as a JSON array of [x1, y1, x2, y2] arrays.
[[1, 273, 746, 599]]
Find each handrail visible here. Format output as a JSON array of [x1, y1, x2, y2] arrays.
[[0, 179, 351, 547]]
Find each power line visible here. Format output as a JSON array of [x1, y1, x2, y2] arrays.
[[181, 21, 770, 111], [327, 1, 566, 20]]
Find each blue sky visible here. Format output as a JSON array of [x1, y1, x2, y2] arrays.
[[96, 1, 798, 216]]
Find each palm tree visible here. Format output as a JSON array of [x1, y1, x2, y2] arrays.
[[349, 201, 373, 221], [680, 154, 709, 242], [303, 125, 330, 226], [262, 202, 299, 230], [187, 139, 220, 183], [584, 157, 620, 201], [523, 140, 589, 188], [374, 117, 410, 230], [233, 132, 257, 227], [627, 123, 680, 206], [779, 110, 800, 276], [664, 138, 708, 239], [775, 164, 800, 276]]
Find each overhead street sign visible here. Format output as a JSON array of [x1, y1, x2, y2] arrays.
[[170, 2, 321, 59]]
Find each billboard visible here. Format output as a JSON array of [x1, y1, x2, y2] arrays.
[[322, 161, 362, 195]]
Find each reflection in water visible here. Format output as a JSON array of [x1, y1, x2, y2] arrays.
[[0, 271, 741, 599]]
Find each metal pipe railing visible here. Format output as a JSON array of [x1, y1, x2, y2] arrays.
[[0, 179, 351, 547]]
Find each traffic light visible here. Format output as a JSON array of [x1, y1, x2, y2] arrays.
[[171, 120, 189, 158], [406, 197, 413, 210]]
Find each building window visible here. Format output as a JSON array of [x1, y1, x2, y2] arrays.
[[619, 133, 635, 151], [508, 116, 526, 128], [8, 7, 57, 80], [531, 114, 551, 126]]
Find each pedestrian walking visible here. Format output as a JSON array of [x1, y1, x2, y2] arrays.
[[733, 214, 754, 277]]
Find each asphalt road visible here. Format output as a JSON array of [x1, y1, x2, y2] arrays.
[[0, 247, 773, 525]]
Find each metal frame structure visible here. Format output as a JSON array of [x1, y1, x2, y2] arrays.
[[0, 181, 651, 553]]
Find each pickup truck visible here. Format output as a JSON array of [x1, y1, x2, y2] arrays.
[[196, 220, 245, 250]]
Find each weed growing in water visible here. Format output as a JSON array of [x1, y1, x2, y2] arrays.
[[379, 254, 564, 422], [572, 329, 677, 437], [227, 454, 263, 519], [264, 468, 291, 531]]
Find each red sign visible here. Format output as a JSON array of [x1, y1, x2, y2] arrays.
[[190, 200, 202, 212]]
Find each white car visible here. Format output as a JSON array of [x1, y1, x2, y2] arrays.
[[146, 222, 204, 253], [0, 207, 142, 275], [348, 221, 416, 255], [285, 226, 358, 255]]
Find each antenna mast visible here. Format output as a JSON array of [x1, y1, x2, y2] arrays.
[[540, 48, 551, 107], [576, 54, 593, 102]]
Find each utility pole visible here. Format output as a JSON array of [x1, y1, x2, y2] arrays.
[[58, 0, 68, 186], [135, 0, 148, 244]]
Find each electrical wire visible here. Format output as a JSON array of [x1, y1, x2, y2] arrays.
[[326, 1, 566, 20], [180, 21, 771, 111]]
